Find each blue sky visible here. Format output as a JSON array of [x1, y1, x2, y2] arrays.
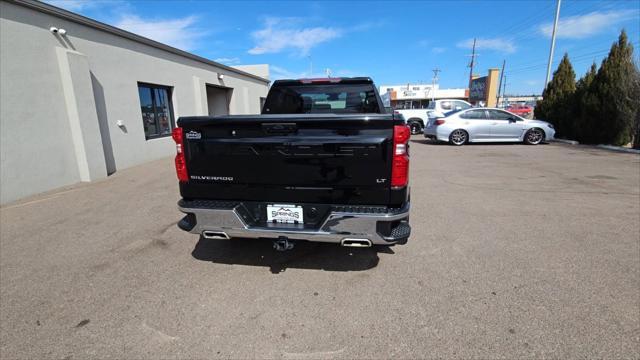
[[48, 0, 639, 94]]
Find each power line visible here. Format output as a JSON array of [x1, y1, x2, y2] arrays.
[[483, 1, 556, 40], [508, 39, 639, 74], [505, 41, 640, 76], [509, 49, 609, 73], [507, 42, 617, 71]]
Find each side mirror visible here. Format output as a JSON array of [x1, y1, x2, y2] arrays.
[[508, 116, 518, 122]]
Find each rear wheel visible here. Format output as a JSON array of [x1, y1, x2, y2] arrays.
[[524, 128, 544, 145], [449, 129, 468, 146], [408, 121, 422, 135]]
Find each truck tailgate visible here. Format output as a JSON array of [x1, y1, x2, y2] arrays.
[[177, 114, 395, 205]]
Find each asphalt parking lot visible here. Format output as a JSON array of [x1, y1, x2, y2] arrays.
[[1, 139, 639, 359]]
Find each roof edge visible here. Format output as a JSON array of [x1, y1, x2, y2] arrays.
[[9, 0, 270, 84]]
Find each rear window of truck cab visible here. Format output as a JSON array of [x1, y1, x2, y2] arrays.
[[263, 83, 382, 114]]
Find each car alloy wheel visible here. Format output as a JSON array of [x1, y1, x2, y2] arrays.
[[449, 129, 467, 146], [410, 123, 421, 135], [525, 128, 543, 145]]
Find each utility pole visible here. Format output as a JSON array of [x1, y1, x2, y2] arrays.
[[502, 75, 508, 105], [468, 38, 477, 89], [497, 59, 506, 106], [545, 0, 562, 88], [431, 68, 441, 102]]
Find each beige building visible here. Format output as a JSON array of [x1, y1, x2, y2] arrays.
[[0, 0, 270, 205]]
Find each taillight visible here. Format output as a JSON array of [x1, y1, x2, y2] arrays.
[[391, 125, 410, 188], [172, 127, 189, 182], [435, 119, 445, 126]]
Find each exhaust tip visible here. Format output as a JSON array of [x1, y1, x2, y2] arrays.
[[202, 231, 230, 240], [340, 238, 372, 248]]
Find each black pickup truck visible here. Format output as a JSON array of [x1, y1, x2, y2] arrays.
[[173, 77, 410, 250]]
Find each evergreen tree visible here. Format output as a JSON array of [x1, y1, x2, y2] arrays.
[[634, 105, 640, 149], [535, 53, 576, 138], [583, 30, 639, 145], [573, 63, 597, 142], [631, 68, 640, 149]]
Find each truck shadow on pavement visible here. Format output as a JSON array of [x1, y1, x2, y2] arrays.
[[191, 236, 392, 274]]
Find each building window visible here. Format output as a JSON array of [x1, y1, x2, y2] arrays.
[[137, 83, 175, 140]]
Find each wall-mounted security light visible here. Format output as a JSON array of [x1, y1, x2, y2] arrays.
[[50, 27, 67, 35], [218, 73, 224, 80]]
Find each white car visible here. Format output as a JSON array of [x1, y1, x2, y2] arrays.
[[396, 99, 473, 135], [423, 108, 555, 145], [426, 99, 473, 118]]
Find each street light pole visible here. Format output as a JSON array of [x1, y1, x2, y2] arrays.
[[545, 0, 562, 88], [431, 68, 440, 103]]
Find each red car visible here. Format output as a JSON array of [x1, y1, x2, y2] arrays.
[[506, 104, 533, 117]]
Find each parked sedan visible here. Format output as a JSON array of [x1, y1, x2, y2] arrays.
[[423, 108, 555, 146]]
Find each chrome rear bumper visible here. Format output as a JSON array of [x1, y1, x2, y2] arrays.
[[177, 200, 410, 245]]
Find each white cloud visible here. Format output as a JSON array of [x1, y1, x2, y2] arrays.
[[248, 17, 341, 56], [539, 9, 639, 39], [456, 37, 516, 53], [114, 14, 204, 51], [214, 57, 241, 65], [431, 47, 446, 54]]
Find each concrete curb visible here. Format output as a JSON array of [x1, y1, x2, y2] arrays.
[[596, 144, 640, 154], [552, 138, 579, 145]]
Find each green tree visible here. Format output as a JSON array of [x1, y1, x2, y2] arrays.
[[582, 30, 639, 145], [634, 107, 640, 149], [573, 63, 598, 142], [631, 68, 640, 149], [535, 53, 576, 138]]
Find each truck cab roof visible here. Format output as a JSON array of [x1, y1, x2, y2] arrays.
[[272, 77, 374, 85]]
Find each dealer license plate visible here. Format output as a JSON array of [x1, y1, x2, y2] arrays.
[[267, 204, 304, 224]]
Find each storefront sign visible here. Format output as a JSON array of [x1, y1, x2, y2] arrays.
[[469, 76, 487, 102]]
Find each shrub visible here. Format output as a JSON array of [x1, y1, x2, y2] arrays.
[[580, 30, 639, 145], [535, 53, 576, 138]]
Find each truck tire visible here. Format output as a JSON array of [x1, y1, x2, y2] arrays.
[[407, 119, 423, 134]]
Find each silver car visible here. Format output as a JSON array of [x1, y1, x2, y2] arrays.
[[423, 108, 555, 146]]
